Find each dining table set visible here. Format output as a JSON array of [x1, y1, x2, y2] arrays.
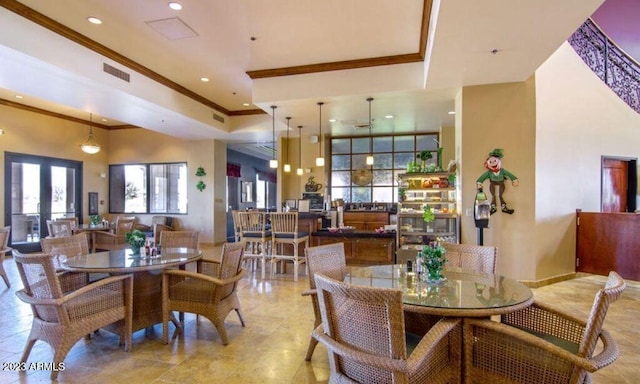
[[62, 247, 202, 335]]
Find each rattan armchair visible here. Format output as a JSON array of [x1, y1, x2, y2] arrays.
[[162, 241, 246, 345], [463, 271, 626, 384], [46, 219, 73, 238], [13, 250, 133, 380], [0, 226, 12, 288], [313, 274, 462, 383], [442, 243, 497, 274], [303, 242, 348, 361], [160, 230, 199, 249]]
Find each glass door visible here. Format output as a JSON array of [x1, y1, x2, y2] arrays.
[[4, 152, 83, 252]]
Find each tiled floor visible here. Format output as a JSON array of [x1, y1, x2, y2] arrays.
[[0, 249, 638, 383]]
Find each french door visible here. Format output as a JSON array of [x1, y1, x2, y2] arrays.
[[4, 152, 83, 252]]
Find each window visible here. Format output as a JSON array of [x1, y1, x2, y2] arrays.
[[330, 134, 439, 203], [109, 163, 187, 214]]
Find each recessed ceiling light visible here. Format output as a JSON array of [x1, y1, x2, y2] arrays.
[[87, 16, 102, 25], [329, 118, 337, 123], [242, 103, 250, 107], [200, 77, 209, 82], [15, 95, 23, 99], [101, 118, 108, 122], [385, 114, 394, 119], [168, 2, 183, 10], [448, 111, 455, 115]]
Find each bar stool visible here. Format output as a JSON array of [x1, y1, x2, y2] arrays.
[[238, 211, 271, 279]]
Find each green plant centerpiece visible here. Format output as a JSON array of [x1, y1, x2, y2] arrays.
[[125, 229, 146, 256], [418, 243, 447, 283], [89, 215, 101, 226]]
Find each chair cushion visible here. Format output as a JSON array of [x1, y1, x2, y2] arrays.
[[516, 327, 580, 354], [405, 331, 422, 356], [274, 231, 309, 239], [244, 231, 271, 238]]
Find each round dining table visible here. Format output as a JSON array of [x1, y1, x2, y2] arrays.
[[62, 247, 202, 334], [345, 264, 534, 317]]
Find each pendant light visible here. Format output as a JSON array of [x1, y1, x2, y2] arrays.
[[269, 105, 278, 168], [297, 125, 304, 176], [315, 102, 325, 167], [80, 113, 101, 154], [284, 117, 291, 173], [366, 97, 374, 166]]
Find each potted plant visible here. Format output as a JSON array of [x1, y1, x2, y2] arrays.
[[89, 215, 101, 226], [418, 243, 447, 283], [418, 150, 432, 172], [125, 229, 146, 256]]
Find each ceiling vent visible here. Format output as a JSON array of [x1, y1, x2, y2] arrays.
[[103, 63, 130, 82], [212, 112, 225, 123], [146, 17, 198, 40]]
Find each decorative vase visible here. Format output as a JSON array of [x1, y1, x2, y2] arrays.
[[425, 268, 447, 284]]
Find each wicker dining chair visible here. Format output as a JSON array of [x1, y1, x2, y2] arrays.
[[0, 226, 12, 288], [442, 243, 497, 274], [313, 274, 462, 383], [55, 217, 78, 232], [162, 241, 246, 345], [46, 219, 73, 238], [93, 231, 128, 251], [13, 250, 133, 380], [303, 242, 348, 361], [270, 211, 309, 281], [160, 230, 199, 249], [463, 271, 626, 384], [238, 211, 271, 279]]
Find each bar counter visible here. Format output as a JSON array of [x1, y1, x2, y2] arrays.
[[312, 229, 396, 265]]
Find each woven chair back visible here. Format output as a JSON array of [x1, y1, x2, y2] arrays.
[[115, 217, 136, 235], [13, 250, 65, 321], [305, 242, 347, 290], [579, 271, 626, 357], [0, 226, 10, 250], [41, 233, 89, 269], [55, 217, 78, 231], [218, 242, 245, 299], [47, 220, 72, 238], [160, 230, 199, 249], [315, 274, 407, 383], [442, 243, 497, 274]]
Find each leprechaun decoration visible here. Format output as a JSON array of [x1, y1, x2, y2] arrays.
[[476, 148, 519, 215]]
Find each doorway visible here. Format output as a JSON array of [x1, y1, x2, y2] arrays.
[[4, 152, 83, 252], [601, 157, 637, 213]]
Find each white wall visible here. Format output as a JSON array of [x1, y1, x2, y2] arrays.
[[534, 42, 640, 278]]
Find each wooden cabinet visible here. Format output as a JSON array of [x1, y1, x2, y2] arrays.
[[343, 211, 389, 230], [313, 231, 395, 265]]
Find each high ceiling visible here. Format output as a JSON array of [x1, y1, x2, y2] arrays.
[[0, 0, 605, 158]]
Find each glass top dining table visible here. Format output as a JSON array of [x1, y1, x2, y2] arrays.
[[61, 247, 202, 273], [345, 264, 534, 317]]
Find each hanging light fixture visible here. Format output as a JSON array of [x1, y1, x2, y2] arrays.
[[315, 102, 325, 167], [297, 125, 304, 176], [366, 97, 374, 166], [269, 105, 278, 168], [80, 113, 101, 154], [284, 117, 291, 172]]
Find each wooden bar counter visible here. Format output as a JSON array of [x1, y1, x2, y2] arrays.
[[312, 229, 396, 265]]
